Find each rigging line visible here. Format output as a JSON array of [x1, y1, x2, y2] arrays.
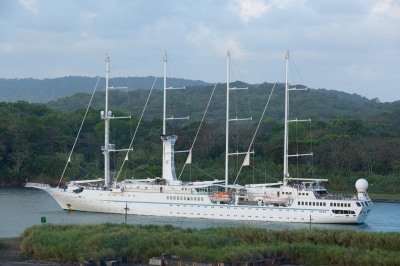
[[230, 54, 241, 177], [115, 75, 134, 140], [291, 82, 299, 179], [233, 81, 279, 185], [183, 78, 190, 142], [123, 163, 128, 179], [170, 54, 191, 143], [189, 163, 217, 180], [115, 77, 157, 182], [291, 54, 315, 178], [128, 90, 134, 138], [178, 83, 218, 179], [125, 160, 158, 179], [168, 54, 182, 79], [309, 120, 314, 178], [245, 82, 255, 183], [230, 53, 256, 183], [167, 55, 180, 130], [246, 164, 281, 183], [296, 114, 299, 179], [231, 55, 245, 82], [290, 55, 306, 86], [189, 158, 192, 182], [57, 76, 101, 188], [264, 162, 267, 183], [68, 160, 99, 179], [109, 59, 121, 81], [252, 151, 255, 184]]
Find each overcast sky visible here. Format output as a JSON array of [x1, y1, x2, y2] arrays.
[[1, 0, 399, 102]]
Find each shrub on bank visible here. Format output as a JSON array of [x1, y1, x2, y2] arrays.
[[20, 224, 400, 265]]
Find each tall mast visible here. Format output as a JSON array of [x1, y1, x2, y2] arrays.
[[163, 51, 167, 135], [104, 55, 111, 187], [283, 51, 290, 182], [161, 51, 180, 181], [225, 51, 230, 187], [162, 51, 167, 180], [101, 56, 131, 186], [224, 52, 252, 186]]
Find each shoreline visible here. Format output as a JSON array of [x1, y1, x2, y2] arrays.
[[369, 193, 400, 202], [9, 225, 400, 266], [0, 237, 21, 263], [371, 199, 400, 203], [0, 237, 64, 266]]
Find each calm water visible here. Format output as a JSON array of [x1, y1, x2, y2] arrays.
[[1, 187, 399, 238]]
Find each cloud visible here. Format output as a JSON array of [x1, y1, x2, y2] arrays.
[[344, 64, 380, 82], [18, 0, 38, 15], [230, 0, 306, 24], [0, 43, 16, 54], [187, 24, 245, 58], [371, 0, 400, 21], [233, 0, 270, 23], [187, 24, 213, 46]]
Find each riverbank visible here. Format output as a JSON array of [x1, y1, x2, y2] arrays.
[[0, 237, 20, 262], [369, 193, 400, 202], [18, 223, 400, 266], [0, 237, 54, 265]]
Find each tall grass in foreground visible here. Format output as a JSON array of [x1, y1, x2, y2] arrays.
[[20, 224, 400, 265]]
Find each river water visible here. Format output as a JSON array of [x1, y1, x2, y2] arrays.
[[1, 187, 399, 238]]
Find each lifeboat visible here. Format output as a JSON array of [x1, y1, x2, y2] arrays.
[[210, 192, 232, 202]]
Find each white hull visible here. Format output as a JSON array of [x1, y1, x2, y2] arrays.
[[31, 184, 372, 224]]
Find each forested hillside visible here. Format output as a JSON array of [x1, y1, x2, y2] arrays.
[[47, 82, 400, 121], [0, 76, 209, 103], [0, 86, 399, 194]]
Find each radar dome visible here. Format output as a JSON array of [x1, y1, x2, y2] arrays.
[[355, 178, 368, 192]]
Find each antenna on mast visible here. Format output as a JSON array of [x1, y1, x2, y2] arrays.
[[103, 54, 111, 188], [283, 50, 290, 184]]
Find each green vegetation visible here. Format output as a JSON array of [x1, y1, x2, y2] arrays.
[[369, 194, 400, 201], [0, 84, 399, 196], [0, 76, 208, 103], [20, 224, 400, 265]]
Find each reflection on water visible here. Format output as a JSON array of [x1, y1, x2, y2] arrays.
[[0, 187, 399, 238]]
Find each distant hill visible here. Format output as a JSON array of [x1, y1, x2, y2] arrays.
[[2, 76, 399, 122], [0, 76, 209, 103], [46, 82, 400, 122]]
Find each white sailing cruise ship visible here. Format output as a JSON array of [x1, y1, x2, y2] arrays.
[[27, 51, 373, 224]]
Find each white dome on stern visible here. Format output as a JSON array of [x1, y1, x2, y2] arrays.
[[356, 178, 369, 201], [355, 179, 368, 193]]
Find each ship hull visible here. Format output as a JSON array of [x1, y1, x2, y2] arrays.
[[35, 186, 371, 224]]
